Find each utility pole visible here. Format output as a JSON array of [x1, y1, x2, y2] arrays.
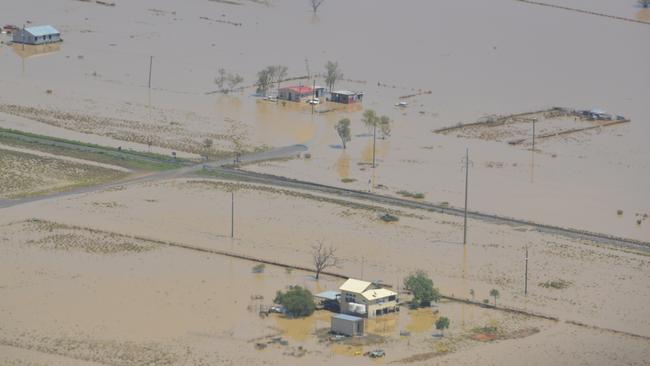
[[230, 191, 234, 238], [311, 79, 316, 115], [524, 245, 529, 295], [532, 118, 536, 152], [372, 123, 377, 168], [148, 56, 153, 89], [463, 148, 469, 245]]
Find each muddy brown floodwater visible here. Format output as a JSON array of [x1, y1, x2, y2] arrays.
[[0, 0, 649, 364]]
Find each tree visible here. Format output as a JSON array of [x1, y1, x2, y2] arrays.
[[274, 286, 315, 317], [335, 118, 351, 149], [435, 316, 450, 336], [490, 289, 500, 307], [362, 109, 379, 132], [256, 67, 273, 96], [324, 61, 343, 92], [310, 0, 325, 13], [640, 0, 650, 8], [403, 270, 440, 307], [226, 73, 244, 92], [215, 68, 243, 93], [312, 242, 339, 279], [270, 65, 288, 98], [378, 115, 391, 139]]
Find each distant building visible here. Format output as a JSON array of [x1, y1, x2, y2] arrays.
[[339, 278, 398, 318], [331, 313, 364, 336], [278, 85, 325, 102], [13, 25, 61, 45], [330, 90, 363, 104]]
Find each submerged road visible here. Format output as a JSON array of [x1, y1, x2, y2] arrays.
[[0, 144, 307, 209], [207, 167, 650, 251]]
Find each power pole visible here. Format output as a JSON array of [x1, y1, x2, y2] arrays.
[[311, 79, 316, 115], [463, 148, 469, 245], [230, 191, 234, 238], [148, 56, 153, 89], [524, 245, 529, 295], [532, 118, 536, 152], [372, 123, 377, 168]]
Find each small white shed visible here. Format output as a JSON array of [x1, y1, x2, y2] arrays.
[[331, 314, 364, 337]]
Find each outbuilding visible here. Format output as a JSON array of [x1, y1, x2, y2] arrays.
[[330, 90, 363, 104], [331, 313, 364, 336], [12, 25, 61, 45]]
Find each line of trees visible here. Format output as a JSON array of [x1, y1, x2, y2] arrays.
[[214, 68, 244, 93], [256, 65, 288, 97]]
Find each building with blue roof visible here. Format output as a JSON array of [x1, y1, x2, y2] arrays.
[[13, 25, 61, 45]]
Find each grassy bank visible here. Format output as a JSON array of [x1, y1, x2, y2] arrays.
[[0, 128, 194, 171]]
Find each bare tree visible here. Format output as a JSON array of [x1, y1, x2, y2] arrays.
[[312, 242, 339, 279], [324, 61, 343, 92], [310, 0, 325, 13], [215, 68, 244, 94]]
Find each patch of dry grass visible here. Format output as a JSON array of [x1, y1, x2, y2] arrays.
[[0, 148, 126, 199]]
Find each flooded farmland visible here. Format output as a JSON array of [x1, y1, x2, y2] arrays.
[[0, 0, 649, 365]]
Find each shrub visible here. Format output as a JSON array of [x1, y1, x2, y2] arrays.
[[252, 263, 266, 273], [274, 286, 315, 317], [404, 271, 440, 307]]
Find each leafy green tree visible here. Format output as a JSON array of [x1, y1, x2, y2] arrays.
[[404, 270, 440, 307], [362, 109, 379, 132], [379, 115, 391, 139], [335, 118, 351, 149], [324, 61, 343, 92], [490, 289, 500, 307], [435, 316, 450, 336], [274, 286, 316, 317]]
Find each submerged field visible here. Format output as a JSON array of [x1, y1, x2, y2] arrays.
[[0, 214, 647, 366], [0, 146, 127, 199]]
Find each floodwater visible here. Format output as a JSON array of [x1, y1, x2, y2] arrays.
[[2, 0, 645, 239]]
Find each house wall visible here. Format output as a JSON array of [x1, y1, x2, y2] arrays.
[[340, 290, 398, 318], [13, 30, 61, 45]]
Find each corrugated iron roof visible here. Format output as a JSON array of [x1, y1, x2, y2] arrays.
[[361, 288, 397, 301], [333, 313, 363, 322], [25, 25, 60, 37], [315, 290, 340, 301], [281, 85, 313, 94], [339, 278, 372, 294]]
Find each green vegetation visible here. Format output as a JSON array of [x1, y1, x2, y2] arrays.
[[435, 316, 450, 336], [404, 270, 440, 307], [274, 286, 316, 317], [252, 263, 266, 273], [397, 190, 425, 199], [361, 109, 392, 139], [539, 279, 571, 289], [340, 177, 356, 183], [335, 118, 351, 149], [379, 213, 399, 222], [490, 289, 500, 307], [0, 127, 191, 171]]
